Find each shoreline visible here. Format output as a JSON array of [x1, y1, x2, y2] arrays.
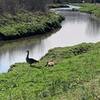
[[79, 3, 100, 18], [0, 12, 64, 41], [0, 42, 100, 99]]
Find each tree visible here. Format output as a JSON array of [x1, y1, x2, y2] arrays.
[[0, 0, 53, 14]]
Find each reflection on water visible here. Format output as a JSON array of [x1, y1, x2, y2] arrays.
[[0, 11, 100, 73], [86, 17, 100, 37], [0, 33, 53, 73]]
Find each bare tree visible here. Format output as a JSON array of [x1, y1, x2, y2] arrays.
[[0, 0, 53, 14]]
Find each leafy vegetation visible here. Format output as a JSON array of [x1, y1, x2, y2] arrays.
[[0, 42, 100, 99], [0, 11, 64, 39], [80, 3, 100, 17], [0, 0, 64, 40]]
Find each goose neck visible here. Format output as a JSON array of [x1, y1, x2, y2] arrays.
[[27, 52, 29, 58]]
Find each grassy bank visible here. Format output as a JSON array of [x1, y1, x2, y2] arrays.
[[0, 11, 64, 40], [80, 3, 100, 17], [0, 42, 100, 99]]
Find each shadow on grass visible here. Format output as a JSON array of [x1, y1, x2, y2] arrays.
[[30, 64, 42, 69]]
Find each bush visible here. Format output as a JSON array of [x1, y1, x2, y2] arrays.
[[0, 11, 64, 39]]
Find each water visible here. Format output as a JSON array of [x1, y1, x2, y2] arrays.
[[50, 4, 80, 11], [0, 11, 100, 73]]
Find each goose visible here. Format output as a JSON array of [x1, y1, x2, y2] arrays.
[[26, 50, 38, 65], [45, 59, 55, 67]]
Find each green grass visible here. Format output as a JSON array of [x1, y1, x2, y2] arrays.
[[80, 3, 100, 17], [0, 42, 100, 100], [0, 11, 64, 37]]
